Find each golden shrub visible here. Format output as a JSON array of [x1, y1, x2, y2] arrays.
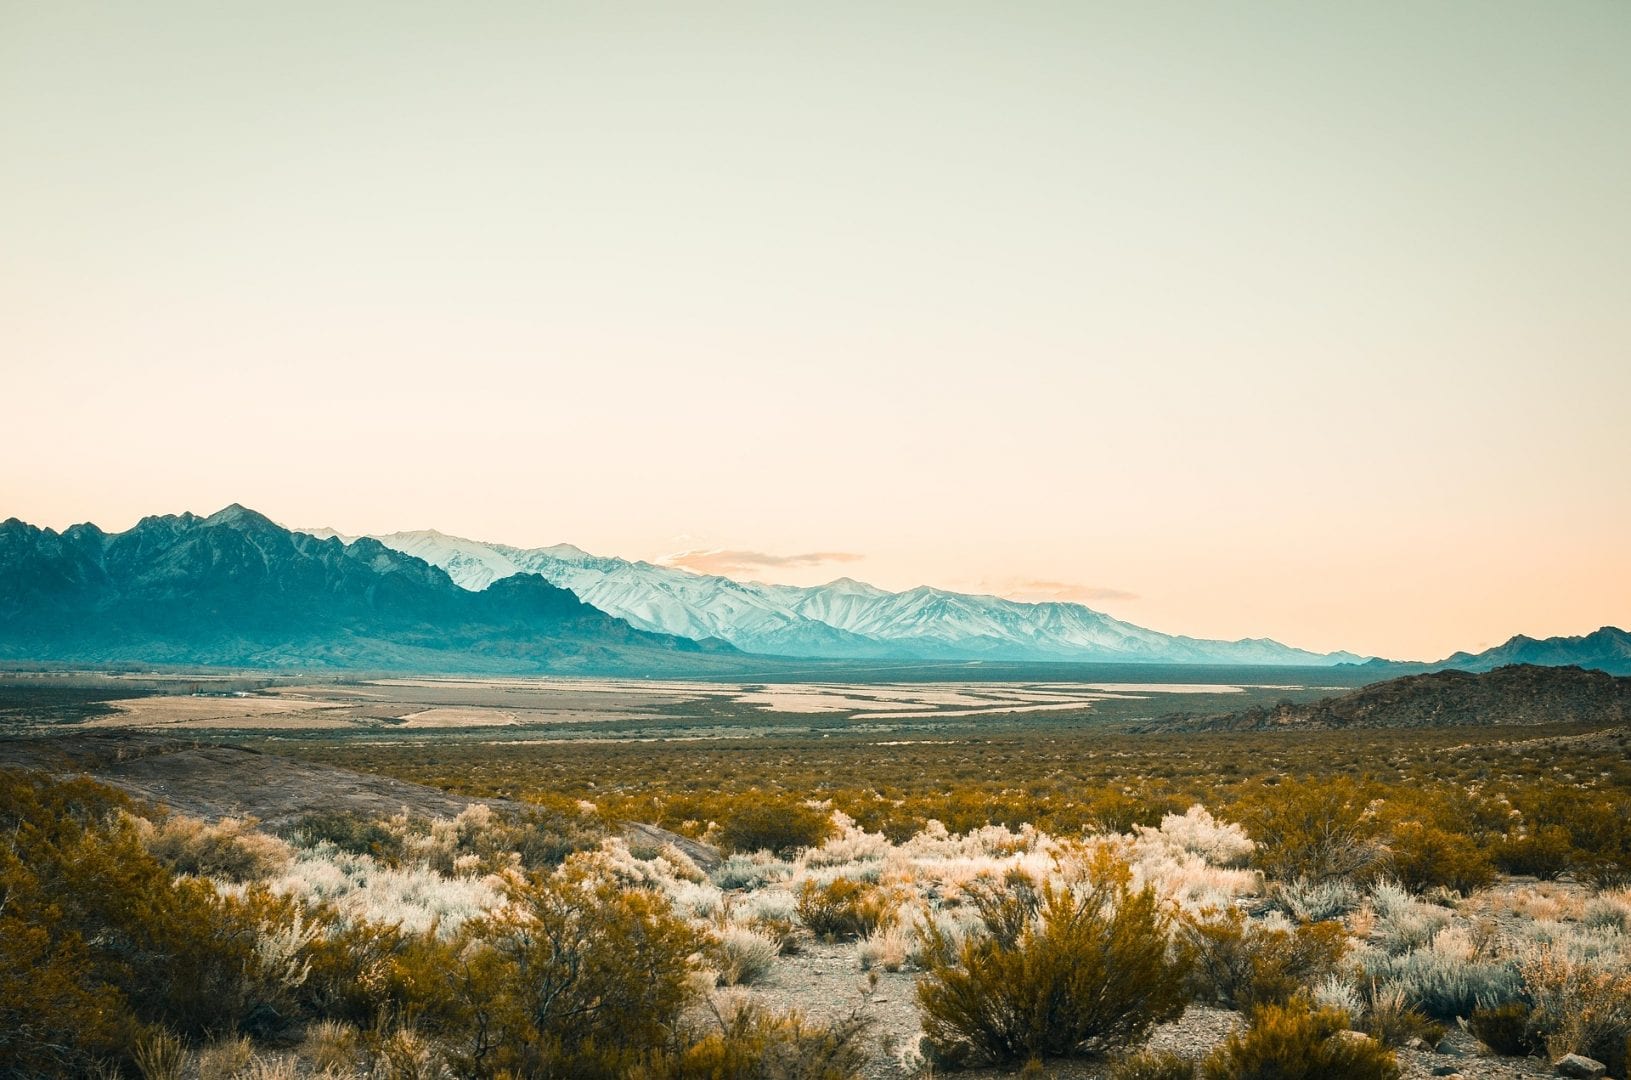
[[794, 878, 892, 941], [916, 850, 1189, 1067], [1201, 1001, 1399, 1080], [1182, 907, 1349, 1012]]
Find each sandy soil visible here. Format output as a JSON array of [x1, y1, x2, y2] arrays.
[[738, 940, 1556, 1079], [87, 695, 354, 729]]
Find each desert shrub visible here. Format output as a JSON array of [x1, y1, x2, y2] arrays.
[[1518, 786, 1631, 889], [636, 998, 869, 1080], [1466, 1001, 1543, 1057], [1358, 946, 1522, 1022], [198, 1034, 256, 1080], [370, 1026, 448, 1080], [717, 797, 833, 856], [1520, 942, 1631, 1075], [1275, 878, 1360, 923], [301, 1019, 362, 1073], [289, 810, 406, 863], [133, 1029, 186, 1080], [298, 916, 439, 1026], [505, 802, 610, 869], [1110, 1049, 1197, 1080], [1183, 908, 1349, 1012], [1583, 895, 1631, 932], [0, 769, 321, 1073], [1200, 1001, 1399, 1080], [795, 877, 891, 940], [712, 925, 781, 986], [916, 851, 1188, 1068], [1579, 853, 1631, 891], [712, 851, 795, 891], [1365, 881, 1455, 956], [1385, 823, 1494, 895], [136, 812, 293, 883], [238, 1057, 300, 1080], [1240, 778, 1385, 886], [271, 842, 505, 937], [435, 863, 705, 1079], [1376, 903, 1450, 955], [1311, 973, 1365, 1017], [1359, 984, 1444, 1049], [1151, 805, 1256, 868], [857, 914, 914, 972], [1493, 825, 1575, 880]]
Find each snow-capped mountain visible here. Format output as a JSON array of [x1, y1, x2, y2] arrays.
[[302, 527, 1363, 666]]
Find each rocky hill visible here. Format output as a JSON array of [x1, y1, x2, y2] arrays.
[[1137, 663, 1631, 733]]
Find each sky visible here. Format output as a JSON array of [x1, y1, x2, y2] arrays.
[[2, 2, 1627, 662]]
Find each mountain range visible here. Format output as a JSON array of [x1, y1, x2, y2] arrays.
[[303, 527, 1366, 667], [1435, 626, 1631, 676], [1351, 626, 1631, 678], [0, 506, 734, 673], [2, 504, 1621, 675]]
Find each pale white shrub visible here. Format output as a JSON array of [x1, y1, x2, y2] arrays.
[[1583, 894, 1631, 934], [1367, 882, 1452, 955], [1380, 904, 1451, 955], [269, 843, 504, 937], [1146, 804, 1256, 867], [1093, 832, 1262, 912], [712, 925, 780, 986], [128, 811, 294, 882], [857, 912, 916, 972], [731, 887, 799, 926], [1278, 877, 1361, 923], [669, 880, 724, 920], [255, 905, 319, 993], [1361, 942, 1522, 1019], [1311, 973, 1364, 1017], [570, 837, 698, 894], [799, 811, 891, 868], [1516, 919, 1629, 965], [658, 843, 707, 884], [793, 860, 885, 889], [1368, 880, 1417, 921], [712, 851, 795, 891], [897, 820, 1043, 861]]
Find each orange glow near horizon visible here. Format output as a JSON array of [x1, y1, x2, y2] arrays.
[[2, 3, 1627, 662]]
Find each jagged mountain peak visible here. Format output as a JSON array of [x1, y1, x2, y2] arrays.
[[203, 503, 278, 529], [361, 529, 1360, 666], [821, 576, 887, 596]]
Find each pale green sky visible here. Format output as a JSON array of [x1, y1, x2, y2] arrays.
[[2, 2, 1627, 660]]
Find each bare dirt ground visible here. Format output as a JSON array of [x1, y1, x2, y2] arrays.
[[3, 730, 511, 825], [1, 673, 1310, 736]]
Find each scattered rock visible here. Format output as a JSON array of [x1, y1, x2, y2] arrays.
[[1554, 1054, 1607, 1079]]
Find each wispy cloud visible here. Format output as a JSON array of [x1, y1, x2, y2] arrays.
[[983, 578, 1140, 604], [662, 548, 865, 577]]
